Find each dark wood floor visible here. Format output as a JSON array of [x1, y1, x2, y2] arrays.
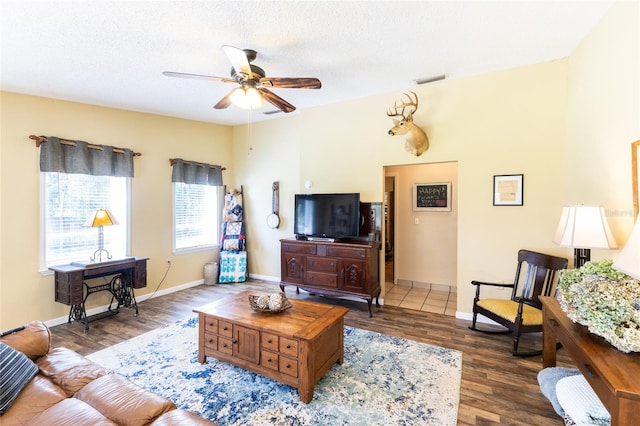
[[48, 279, 573, 425]]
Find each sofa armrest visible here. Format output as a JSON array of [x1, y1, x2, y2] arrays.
[[0, 321, 51, 360]]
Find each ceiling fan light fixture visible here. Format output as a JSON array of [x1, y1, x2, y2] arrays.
[[230, 86, 264, 109]]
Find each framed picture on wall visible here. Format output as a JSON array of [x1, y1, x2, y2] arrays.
[[493, 174, 523, 206], [413, 182, 451, 211]]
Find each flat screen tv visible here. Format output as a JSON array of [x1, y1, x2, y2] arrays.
[[294, 193, 360, 241]]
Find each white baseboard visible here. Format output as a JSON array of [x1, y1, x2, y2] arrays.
[[455, 311, 501, 326]]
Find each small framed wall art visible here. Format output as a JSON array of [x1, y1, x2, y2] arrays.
[[493, 174, 523, 206], [413, 182, 452, 211]]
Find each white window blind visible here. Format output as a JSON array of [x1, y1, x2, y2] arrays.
[[173, 182, 219, 252], [41, 172, 129, 268]]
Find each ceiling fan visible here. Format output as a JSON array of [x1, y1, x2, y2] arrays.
[[163, 45, 321, 113]]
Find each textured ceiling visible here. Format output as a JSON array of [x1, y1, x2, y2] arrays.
[[1, 1, 613, 126]]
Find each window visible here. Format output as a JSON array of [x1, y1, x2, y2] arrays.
[[41, 172, 129, 269], [173, 182, 220, 253]]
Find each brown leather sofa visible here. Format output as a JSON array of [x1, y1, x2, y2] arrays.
[[0, 321, 218, 425]]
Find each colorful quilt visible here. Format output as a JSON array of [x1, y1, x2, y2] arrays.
[[220, 221, 245, 251], [223, 190, 243, 222], [218, 251, 247, 283]]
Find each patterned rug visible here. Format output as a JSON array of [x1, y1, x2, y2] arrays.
[[87, 316, 462, 425]]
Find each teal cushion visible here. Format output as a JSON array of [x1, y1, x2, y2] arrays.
[[0, 342, 39, 414]]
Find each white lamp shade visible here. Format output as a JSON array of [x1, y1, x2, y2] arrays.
[[613, 220, 640, 280], [553, 205, 617, 249]]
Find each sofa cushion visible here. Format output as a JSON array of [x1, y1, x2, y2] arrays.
[[37, 347, 108, 396], [0, 342, 39, 414], [75, 374, 176, 425], [0, 374, 68, 426], [25, 397, 118, 426], [0, 321, 51, 361]]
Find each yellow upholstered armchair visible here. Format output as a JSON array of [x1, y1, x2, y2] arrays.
[[469, 249, 568, 356]]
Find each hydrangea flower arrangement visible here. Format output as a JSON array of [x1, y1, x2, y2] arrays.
[[556, 259, 640, 353]]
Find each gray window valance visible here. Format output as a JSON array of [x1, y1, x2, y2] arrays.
[[171, 158, 223, 186], [39, 136, 135, 177]]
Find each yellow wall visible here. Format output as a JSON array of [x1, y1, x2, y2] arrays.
[[0, 92, 233, 329]]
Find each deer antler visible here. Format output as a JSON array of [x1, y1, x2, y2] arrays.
[[386, 91, 419, 118]]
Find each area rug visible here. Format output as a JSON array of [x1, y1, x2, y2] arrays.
[[87, 316, 462, 425]]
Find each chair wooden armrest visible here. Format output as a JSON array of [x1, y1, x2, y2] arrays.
[[471, 280, 515, 288]]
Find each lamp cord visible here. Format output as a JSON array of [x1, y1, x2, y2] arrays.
[[144, 261, 171, 301]]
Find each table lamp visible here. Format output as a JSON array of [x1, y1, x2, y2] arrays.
[[553, 205, 617, 268], [84, 208, 119, 263]]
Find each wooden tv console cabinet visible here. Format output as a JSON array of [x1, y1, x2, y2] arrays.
[[541, 296, 640, 426], [279, 238, 380, 317]]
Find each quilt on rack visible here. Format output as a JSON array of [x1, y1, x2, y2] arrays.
[[223, 190, 243, 222], [218, 251, 247, 283], [220, 222, 245, 251]]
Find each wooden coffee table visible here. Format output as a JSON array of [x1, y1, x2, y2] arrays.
[[193, 290, 348, 403]]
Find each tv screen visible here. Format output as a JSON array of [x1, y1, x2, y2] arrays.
[[294, 193, 360, 240]]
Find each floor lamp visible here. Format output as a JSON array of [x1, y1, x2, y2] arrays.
[[84, 208, 119, 263], [553, 205, 617, 268]]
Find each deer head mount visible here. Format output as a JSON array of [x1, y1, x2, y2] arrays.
[[386, 91, 429, 156]]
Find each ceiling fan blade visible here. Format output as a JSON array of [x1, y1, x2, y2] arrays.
[[222, 45, 252, 78], [260, 77, 321, 89], [258, 88, 296, 113], [213, 89, 235, 109], [162, 71, 235, 83]]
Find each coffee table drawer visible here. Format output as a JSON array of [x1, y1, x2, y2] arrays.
[[261, 350, 279, 371], [218, 337, 233, 354], [218, 320, 233, 337], [279, 356, 298, 377], [204, 333, 218, 351], [262, 332, 279, 351], [280, 337, 298, 358], [203, 317, 218, 333]]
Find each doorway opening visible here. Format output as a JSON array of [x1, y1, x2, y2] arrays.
[[382, 162, 458, 316]]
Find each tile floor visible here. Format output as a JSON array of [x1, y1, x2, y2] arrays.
[[383, 282, 457, 316]]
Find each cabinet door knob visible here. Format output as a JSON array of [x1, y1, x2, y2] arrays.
[[232, 339, 238, 344], [286, 344, 291, 349], [267, 339, 273, 344]]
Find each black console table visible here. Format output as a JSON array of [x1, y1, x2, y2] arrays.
[[49, 257, 148, 331]]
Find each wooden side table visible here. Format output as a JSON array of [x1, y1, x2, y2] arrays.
[[541, 296, 640, 425]]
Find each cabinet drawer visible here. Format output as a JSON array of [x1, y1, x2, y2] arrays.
[[283, 243, 317, 255], [218, 337, 233, 354], [204, 317, 219, 334], [306, 256, 338, 273], [262, 332, 279, 351], [279, 356, 298, 377], [279, 338, 298, 358], [327, 246, 367, 259], [218, 320, 233, 337], [261, 350, 279, 371], [204, 333, 218, 351], [305, 271, 338, 288]]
